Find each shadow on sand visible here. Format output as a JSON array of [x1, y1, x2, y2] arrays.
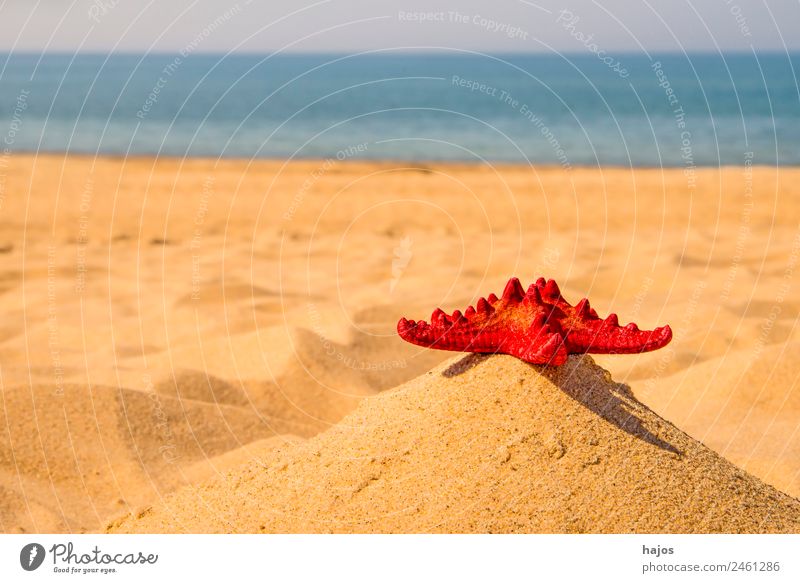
[[442, 352, 682, 456]]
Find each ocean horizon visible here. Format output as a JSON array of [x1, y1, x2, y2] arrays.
[[2, 51, 798, 166]]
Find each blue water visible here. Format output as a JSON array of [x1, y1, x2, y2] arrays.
[[1, 52, 798, 166]]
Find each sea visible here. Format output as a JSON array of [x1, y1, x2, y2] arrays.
[[1, 52, 798, 166]]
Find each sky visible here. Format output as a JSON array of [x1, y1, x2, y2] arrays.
[[0, 0, 797, 54]]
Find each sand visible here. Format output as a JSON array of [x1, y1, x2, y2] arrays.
[[108, 354, 800, 533], [0, 154, 799, 533]]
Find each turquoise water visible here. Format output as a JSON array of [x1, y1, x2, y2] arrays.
[[1, 52, 798, 166]]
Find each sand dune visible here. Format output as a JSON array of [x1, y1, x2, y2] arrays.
[[642, 342, 800, 499], [0, 381, 291, 533], [108, 355, 800, 533]]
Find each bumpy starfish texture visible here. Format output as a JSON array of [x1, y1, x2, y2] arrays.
[[397, 277, 672, 366]]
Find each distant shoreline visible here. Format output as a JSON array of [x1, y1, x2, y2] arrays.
[[4, 151, 796, 170]]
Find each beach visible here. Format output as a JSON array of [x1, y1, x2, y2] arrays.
[[1, 154, 799, 533]]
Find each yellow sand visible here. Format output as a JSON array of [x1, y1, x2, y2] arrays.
[[108, 354, 800, 533], [0, 154, 798, 533]]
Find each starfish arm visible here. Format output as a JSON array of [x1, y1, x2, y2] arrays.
[[565, 320, 673, 354], [397, 315, 513, 353]]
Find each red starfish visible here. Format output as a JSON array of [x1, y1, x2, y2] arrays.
[[397, 277, 672, 366]]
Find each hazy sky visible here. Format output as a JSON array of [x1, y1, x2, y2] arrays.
[[0, 0, 797, 54]]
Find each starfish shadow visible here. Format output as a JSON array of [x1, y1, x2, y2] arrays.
[[443, 353, 683, 456], [542, 358, 682, 456]]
